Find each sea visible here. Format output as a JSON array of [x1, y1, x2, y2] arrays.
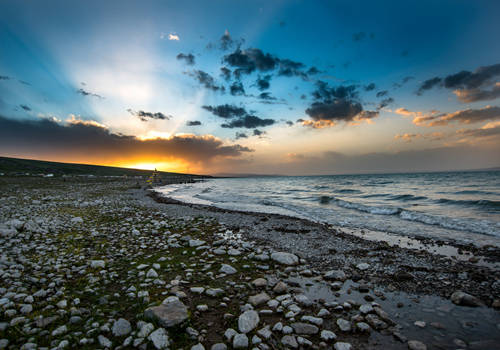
[[155, 171, 500, 247]]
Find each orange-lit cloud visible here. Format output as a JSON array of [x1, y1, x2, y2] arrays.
[[394, 105, 500, 127], [0, 115, 252, 173]]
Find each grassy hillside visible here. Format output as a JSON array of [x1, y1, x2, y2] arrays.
[[0, 156, 207, 178]]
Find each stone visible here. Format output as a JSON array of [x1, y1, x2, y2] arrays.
[[324, 270, 346, 281], [408, 340, 427, 350], [302, 315, 323, 326], [450, 291, 483, 307], [149, 328, 170, 349], [291, 322, 319, 335], [51, 325, 67, 336], [336, 318, 351, 332], [281, 335, 298, 348], [359, 304, 373, 314], [257, 326, 272, 340], [271, 252, 299, 265], [189, 239, 206, 247], [239, 310, 260, 333], [334, 342, 352, 350], [146, 269, 159, 278], [320, 330, 337, 341], [356, 263, 370, 271], [414, 321, 426, 328], [233, 333, 249, 349], [71, 217, 83, 223], [191, 343, 205, 350], [252, 278, 267, 287], [112, 318, 132, 337], [356, 322, 371, 332], [211, 344, 227, 350], [145, 299, 189, 328], [249, 292, 270, 306], [98, 335, 112, 348], [138, 323, 154, 338], [224, 328, 237, 341], [273, 281, 288, 294], [90, 260, 105, 268], [219, 264, 237, 274]]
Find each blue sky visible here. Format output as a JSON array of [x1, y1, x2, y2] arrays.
[[0, 0, 499, 174]]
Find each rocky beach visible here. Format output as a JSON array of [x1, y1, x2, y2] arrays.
[[1, 176, 499, 350]]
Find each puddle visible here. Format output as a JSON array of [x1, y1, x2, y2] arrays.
[[344, 227, 500, 269], [287, 276, 500, 349]]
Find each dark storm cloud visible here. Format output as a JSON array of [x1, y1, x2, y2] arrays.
[[443, 63, 500, 89], [376, 90, 388, 98], [253, 129, 265, 136], [258, 92, 276, 100], [277, 59, 306, 78], [256, 75, 272, 91], [454, 84, 500, 103], [416, 63, 500, 101], [303, 80, 378, 127], [221, 115, 275, 129], [176, 53, 195, 65], [312, 81, 358, 100], [202, 104, 247, 119], [307, 67, 320, 75], [364, 83, 376, 91], [306, 100, 364, 122], [224, 48, 278, 77], [77, 88, 103, 99], [223, 47, 310, 79], [219, 30, 244, 51], [378, 97, 394, 109], [186, 120, 202, 126], [235, 132, 248, 139], [393, 76, 414, 89], [229, 81, 245, 96], [416, 77, 442, 95], [220, 67, 231, 81], [127, 109, 172, 122], [189, 70, 225, 91], [20, 104, 31, 111], [0, 115, 252, 162]]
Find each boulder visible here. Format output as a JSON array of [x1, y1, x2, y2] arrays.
[[145, 300, 189, 328]]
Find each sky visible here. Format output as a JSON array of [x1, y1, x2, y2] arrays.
[[0, 0, 499, 175]]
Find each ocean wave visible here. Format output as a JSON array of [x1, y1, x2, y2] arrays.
[[399, 210, 500, 237], [390, 194, 428, 201], [335, 188, 362, 194], [436, 198, 500, 210], [332, 198, 401, 215], [454, 190, 498, 195]]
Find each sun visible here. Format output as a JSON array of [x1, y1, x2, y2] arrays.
[[130, 163, 160, 171]]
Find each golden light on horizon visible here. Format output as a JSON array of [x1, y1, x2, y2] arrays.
[[118, 159, 196, 173]]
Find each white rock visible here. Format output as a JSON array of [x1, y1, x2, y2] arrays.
[[146, 268, 159, 278], [334, 342, 352, 350], [356, 263, 370, 271], [320, 330, 337, 341], [112, 318, 131, 337], [149, 328, 170, 349], [90, 260, 105, 268], [271, 252, 299, 265], [219, 264, 237, 274], [71, 217, 83, 224], [238, 310, 259, 333], [98, 335, 112, 348], [233, 334, 249, 349]]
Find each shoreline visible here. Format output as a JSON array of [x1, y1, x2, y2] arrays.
[[149, 189, 500, 269]]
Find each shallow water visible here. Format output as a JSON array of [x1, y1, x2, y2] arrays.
[[156, 171, 500, 247], [288, 276, 500, 349]]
